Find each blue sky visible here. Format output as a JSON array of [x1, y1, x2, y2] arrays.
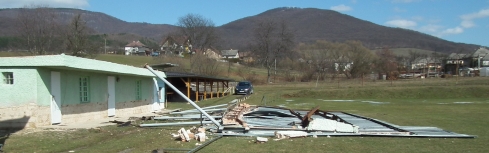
[[1, 0, 488, 47]]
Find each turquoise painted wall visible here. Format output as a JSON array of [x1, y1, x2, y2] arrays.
[[0, 67, 156, 107], [36, 68, 52, 106], [0, 67, 39, 107], [115, 75, 153, 103], [59, 70, 108, 105], [56, 69, 154, 104]]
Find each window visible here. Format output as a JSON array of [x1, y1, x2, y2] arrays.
[[136, 80, 142, 100], [2, 72, 13, 84], [79, 77, 90, 102]]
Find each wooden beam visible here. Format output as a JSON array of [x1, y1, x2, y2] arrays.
[[217, 81, 220, 98], [224, 81, 229, 88], [302, 106, 320, 127], [210, 81, 214, 99], [179, 77, 186, 83], [187, 77, 190, 100], [204, 79, 207, 100], [196, 78, 199, 102]]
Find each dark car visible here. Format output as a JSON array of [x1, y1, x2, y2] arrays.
[[235, 81, 253, 95]]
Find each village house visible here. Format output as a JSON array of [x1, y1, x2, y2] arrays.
[[221, 49, 239, 59], [444, 47, 489, 75], [411, 57, 442, 74], [238, 51, 254, 64], [467, 47, 489, 68], [124, 40, 148, 55], [160, 36, 191, 55], [0, 54, 166, 129], [203, 48, 221, 60]]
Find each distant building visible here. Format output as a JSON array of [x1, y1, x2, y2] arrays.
[[412, 57, 442, 73], [468, 47, 489, 68], [125, 41, 147, 55], [239, 51, 254, 63], [203, 48, 221, 60], [160, 36, 191, 55], [443, 47, 489, 75], [221, 49, 239, 59]]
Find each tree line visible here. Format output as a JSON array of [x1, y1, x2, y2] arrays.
[[2, 5, 100, 57], [3, 6, 449, 83]]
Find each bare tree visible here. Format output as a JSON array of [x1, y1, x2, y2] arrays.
[[16, 5, 60, 55], [342, 41, 376, 79], [191, 53, 223, 76], [298, 40, 340, 80], [295, 40, 374, 80], [376, 47, 398, 79], [65, 13, 99, 57], [236, 65, 258, 82], [395, 55, 409, 72], [176, 14, 219, 73], [251, 19, 295, 83], [407, 50, 423, 72], [177, 14, 219, 52]]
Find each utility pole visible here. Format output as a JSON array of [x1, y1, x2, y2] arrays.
[[103, 34, 107, 54], [227, 56, 230, 77], [456, 55, 459, 84], [478, 54, 481, 70], [274, 58, 276, 82]]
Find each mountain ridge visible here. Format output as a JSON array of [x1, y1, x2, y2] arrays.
[[0, 7, 481, 53]]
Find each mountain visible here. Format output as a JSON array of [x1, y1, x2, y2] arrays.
[[0, 8, 178, 42], [218, 7, 479, 53], [0, 7, 481, 53]]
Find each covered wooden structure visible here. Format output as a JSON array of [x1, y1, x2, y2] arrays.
[[149, 63, 234, 102], [164, 71, 235, 102]]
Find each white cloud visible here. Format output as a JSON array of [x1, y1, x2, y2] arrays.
[[0, 0, 89, 8], [461, 20, 475, 28], [385, 19, 417, 28], [460, 9, 489, 20], [330, 4, 352, 12], [459, 8, 489, 28], [417, 8, 489, 37], [442, 27, 464, 35]]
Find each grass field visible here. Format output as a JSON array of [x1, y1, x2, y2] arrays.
[[2, 77, 489, 153], [1, 52, 487, 152]]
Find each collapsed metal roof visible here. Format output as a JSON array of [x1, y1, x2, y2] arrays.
[[141, 65, 474, 153], [141, 101, 475, 138]]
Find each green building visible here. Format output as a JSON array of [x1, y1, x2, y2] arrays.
[[0, 54, 166, 129]]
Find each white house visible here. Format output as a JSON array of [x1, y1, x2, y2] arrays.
[[125, 41, 147, 55], [0, 54, 166, 129], [221, 49, 239, 59]]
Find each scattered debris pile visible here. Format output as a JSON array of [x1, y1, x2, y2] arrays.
[[175, 127, 208, 142]]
